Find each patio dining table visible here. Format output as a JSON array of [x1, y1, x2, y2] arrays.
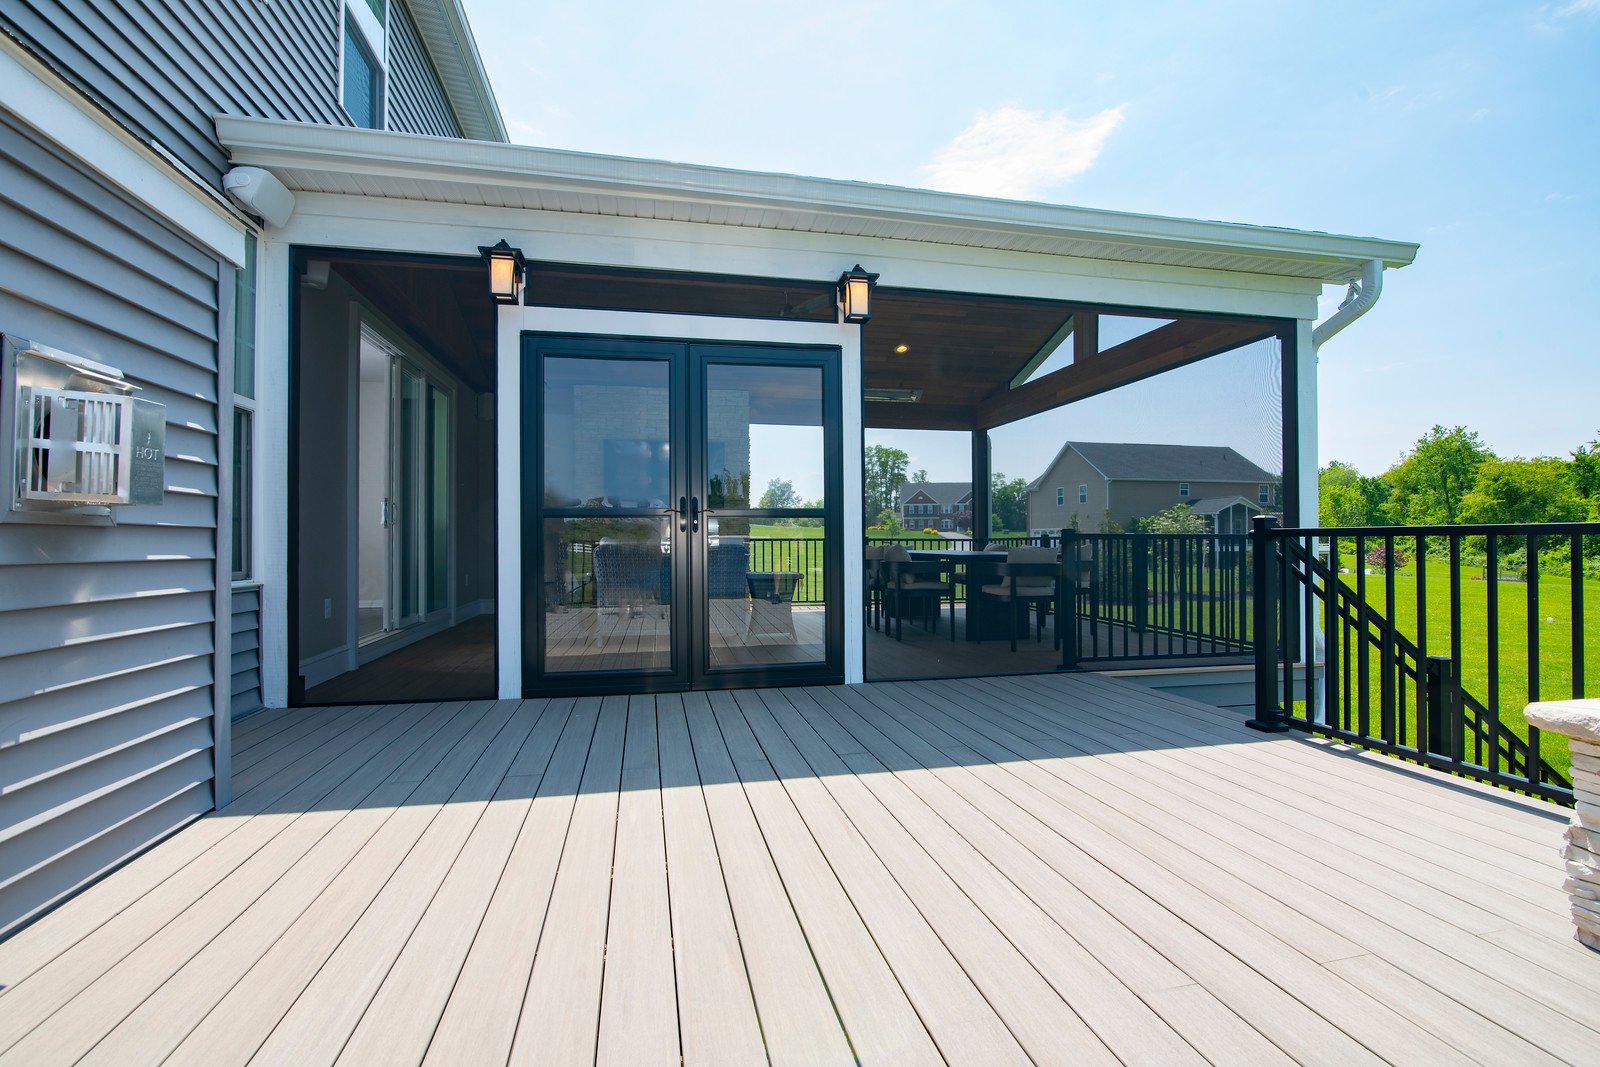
[[904, 548, 1032, 641]]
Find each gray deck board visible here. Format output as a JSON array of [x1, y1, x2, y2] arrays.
[[0, 675, 1591, 1066]]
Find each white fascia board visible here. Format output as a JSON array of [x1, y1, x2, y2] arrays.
[[3, 37, 248, 266], [275, 192, 1324, 320], [214, 116, 1418, 277]]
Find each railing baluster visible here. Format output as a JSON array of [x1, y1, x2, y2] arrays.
[[1573, 532, 1585, 701], [1527, 533, 1541, 788], [1487, 534, 1500, 779], [1382, 533, 1396, 745]]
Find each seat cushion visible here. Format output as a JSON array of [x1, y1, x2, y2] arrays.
[[1006, 546, 1057, 566], [981, 581, 1054, 598], [883, 544, 912, 563], [896, 578, 950, 591]]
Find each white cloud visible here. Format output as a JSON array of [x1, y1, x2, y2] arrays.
[[920, 105, 1126, 200], [1556, 0, 1600, 15]]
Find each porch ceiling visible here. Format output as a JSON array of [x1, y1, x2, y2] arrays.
[[864, 288, 1280, 431]]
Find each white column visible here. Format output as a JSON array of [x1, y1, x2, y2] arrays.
[[495, 305, 523, 699]]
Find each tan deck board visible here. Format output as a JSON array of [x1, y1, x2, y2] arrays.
[[922, 676, 1592, 1063], [2, 675, 1593, 1066]]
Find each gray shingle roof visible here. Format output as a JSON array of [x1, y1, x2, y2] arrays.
[[897, 481, 972, 506], [1061, 442, 1274, 483]]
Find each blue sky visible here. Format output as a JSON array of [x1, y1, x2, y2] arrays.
[[464, 0, 1599, 486]]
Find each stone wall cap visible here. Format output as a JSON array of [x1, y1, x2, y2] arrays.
[[1525, 699, 1600, 741]]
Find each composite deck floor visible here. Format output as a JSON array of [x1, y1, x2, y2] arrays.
[[1, 673, 1596, 1065]]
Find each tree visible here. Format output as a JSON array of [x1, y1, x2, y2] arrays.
[[1135, 503, 1207, 534], [1572, 436, 1600, 501], [758, 477, 800, 509], [910, 468, 928, 484], [1380, 425, 1494, 525], [989, 472, 1028, 533], [1458, 458, 1585, 526], [863, 445, 910, 522], [1319, 461, 1390, 527]]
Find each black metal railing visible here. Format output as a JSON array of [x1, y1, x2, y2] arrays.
[[1063, 531, 1254, 664], [1250, 517, 1596, 804]]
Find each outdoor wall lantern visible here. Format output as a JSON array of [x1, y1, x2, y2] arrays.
[[837, 264, 879, 324], [479, 239, 527, 305]]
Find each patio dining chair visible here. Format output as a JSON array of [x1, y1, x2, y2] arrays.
[[882, 544, 955, 642], [864, 543, 888, 631], [977, 545, 1060, 652]]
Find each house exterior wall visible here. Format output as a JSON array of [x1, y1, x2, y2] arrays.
[[1026, 450, 1108, 533], [387, 1, 462, 139], [0, 0, 469, 190], [0, 110, 230, 938], [1107, 479, 1271, 529], [231, 585, 265, 718]]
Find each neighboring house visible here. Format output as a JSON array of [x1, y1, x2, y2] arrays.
[[0, 1, 1416, 940], [896, 481, 972, 532], [0, 1, 501, 937], [1025, 442, 1278, 535]]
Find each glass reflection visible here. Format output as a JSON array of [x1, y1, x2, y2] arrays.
[[543, 356, 672, 507], [542, 516, 673, 674]]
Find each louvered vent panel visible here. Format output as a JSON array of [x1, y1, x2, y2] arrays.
[[20, 387, 132, 504]]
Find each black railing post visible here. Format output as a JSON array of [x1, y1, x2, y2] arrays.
[[1424, 655, 1454, 759], [1059, 528, 1079, 669], [1247, 514, 1288, 732], [1132, 535, 1150, 634]]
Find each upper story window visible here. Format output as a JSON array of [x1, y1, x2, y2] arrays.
[[1179, 482, 1190, 497], [342, 0, 386, 129], [1259, 483, 1271, 504], [1078, 484, 1088, 504], [1056, 487, 1065, 506]]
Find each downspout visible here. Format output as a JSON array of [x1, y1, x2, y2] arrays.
[[1312, 258, 1383, 348]]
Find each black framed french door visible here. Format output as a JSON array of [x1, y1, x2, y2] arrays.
[[523, 333, 843, 695]]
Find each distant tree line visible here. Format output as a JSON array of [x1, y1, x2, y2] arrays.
[[1320, 425, 1600, 575]]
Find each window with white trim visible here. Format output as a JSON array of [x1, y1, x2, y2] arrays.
[[1077, 484, 1088, 503], [1178, 482, 1190, 497], [1259, 483, 1270, 504], [341, 0, 387, 130], [231, 232, 257, 581], [1056, 487, 1065, 506]]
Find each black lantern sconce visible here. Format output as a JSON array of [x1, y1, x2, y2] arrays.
[[479, 239, 527, 305], [837, 264, 879, 324]]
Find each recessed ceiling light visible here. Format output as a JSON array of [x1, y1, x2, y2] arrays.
[[894, 343, 909, 353]]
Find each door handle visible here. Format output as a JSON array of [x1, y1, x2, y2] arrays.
[[677, 496, 689, 532], [689, 496, 701, 533]]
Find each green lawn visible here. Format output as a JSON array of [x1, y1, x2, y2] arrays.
[[1326, 551, 1600, 780]]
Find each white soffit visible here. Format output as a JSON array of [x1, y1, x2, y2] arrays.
[[215, 116, 1418, 283]]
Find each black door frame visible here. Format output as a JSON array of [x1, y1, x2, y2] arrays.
[[521, 332, 844, 696]]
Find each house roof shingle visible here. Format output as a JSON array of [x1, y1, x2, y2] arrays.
[[1029, 442, 1275, 489], [897, 481, 972, 507]]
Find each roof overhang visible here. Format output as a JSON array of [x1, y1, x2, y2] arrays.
[[400, 0, 506, 142], [215, 116, 1417, 284]]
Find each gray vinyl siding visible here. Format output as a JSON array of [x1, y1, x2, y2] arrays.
[[387, 0, 461, 138], [2, 1, 473, 191], [0, 113, 222, 938], [231, 586, 265, 718]]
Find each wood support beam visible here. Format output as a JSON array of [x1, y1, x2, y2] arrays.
[[975, 317, 1277, 429]]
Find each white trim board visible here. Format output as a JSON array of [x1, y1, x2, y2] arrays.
[[0, 36, 247, 265], [494, 304, 864, 698]]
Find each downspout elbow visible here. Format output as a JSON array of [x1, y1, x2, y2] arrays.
[[1312, 258, 1383, 348]]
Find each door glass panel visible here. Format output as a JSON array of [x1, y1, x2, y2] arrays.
[[703, 361, 827, 671], [543, 356, 672, 508], [541, 516, 673, 673], [427, 385, 449, 613], [398, 367, 422, 622], [704, 363, 824, 510]]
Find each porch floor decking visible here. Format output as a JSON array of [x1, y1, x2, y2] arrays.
[[1, 675, 1595, 1065]]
